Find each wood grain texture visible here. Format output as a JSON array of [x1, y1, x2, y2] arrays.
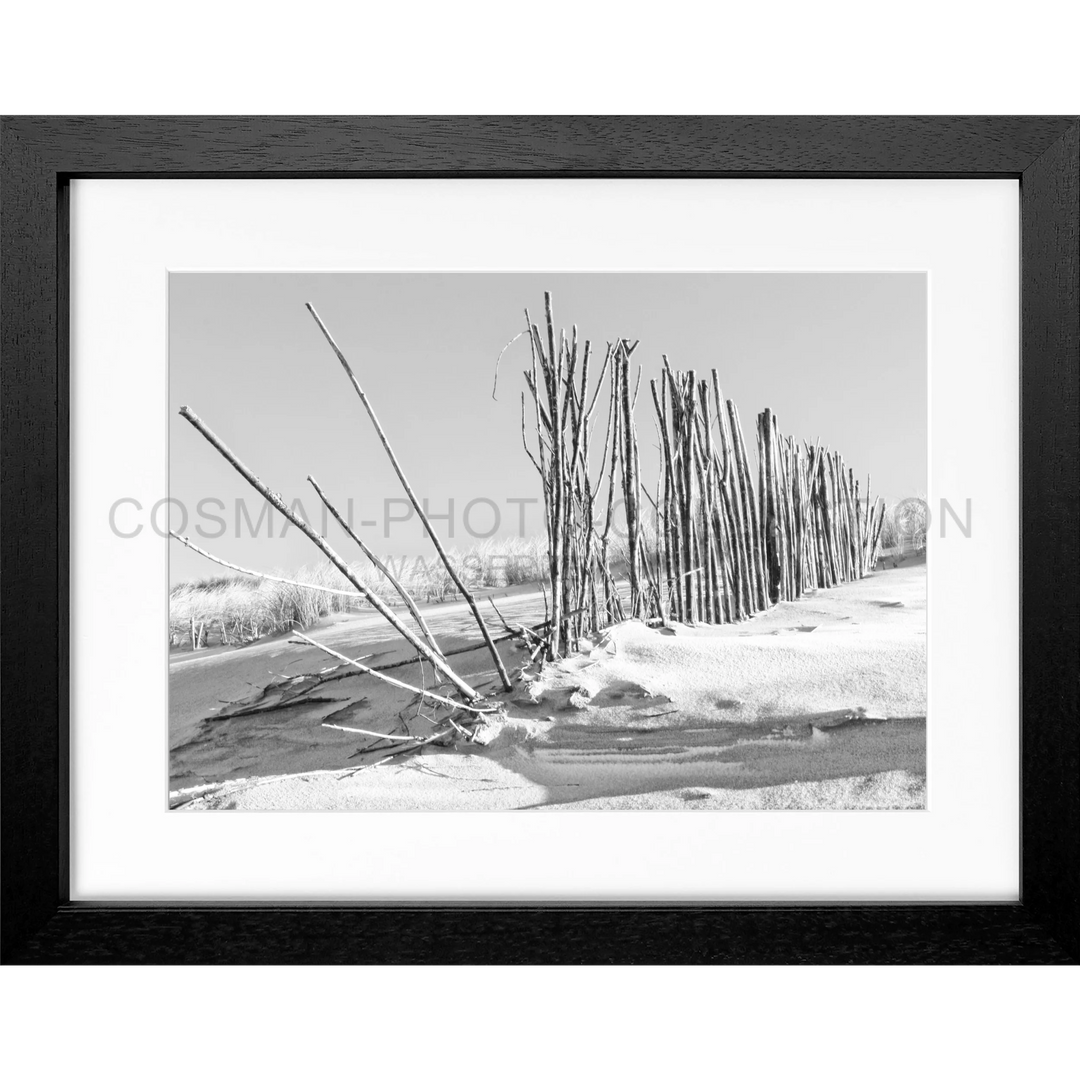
[[1, 120, 62, 958], [3, 115, 1077, 176], [1020, 123, 1080, 958], [8, 905, 1076, 965], [1, 116, 1077, 964]]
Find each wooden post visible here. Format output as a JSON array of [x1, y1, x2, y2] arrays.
[[676, 369, 697, 622], [177, 405, 480, 702], [691, 400, 718, 623], [711, 375, 749, 619], [728, 399, 767, 612], [305, 304, 511, 691], [759, 409, 782, 603], [651, 379, 677, 618], [619, 346, 642, 617], [307, 475, 444, 658]]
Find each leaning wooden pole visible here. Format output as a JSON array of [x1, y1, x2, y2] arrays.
[[177, 405, 480, 702], [307, 474, 445, 659], [306, 303, 512, 692], [539, 299, 565, 658], [292, 633, 496, 716]]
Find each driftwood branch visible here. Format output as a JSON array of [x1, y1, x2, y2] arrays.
[[305, 303, 513, 693], [322, 723, 425, 740], [306, 474, 444, 659], [291, 632, 498, 715], [177, 404, 479, 702]]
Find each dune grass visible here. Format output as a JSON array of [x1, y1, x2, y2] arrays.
[[171, 497, 921, 651], [170, 535, 550, 650]]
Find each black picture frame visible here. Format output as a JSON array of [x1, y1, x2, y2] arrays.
[[2, 116, 1077, 964]]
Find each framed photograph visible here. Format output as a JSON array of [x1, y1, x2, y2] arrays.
[[2, 117, 1076, 963]]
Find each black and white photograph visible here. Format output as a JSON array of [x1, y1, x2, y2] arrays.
[[2, 93, 1077, 1080], [167, 271, 928, 811]]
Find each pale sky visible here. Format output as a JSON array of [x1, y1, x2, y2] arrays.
[[169, 272, 926, 585]]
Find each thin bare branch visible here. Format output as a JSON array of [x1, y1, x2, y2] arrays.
[[177, 404, 479, 701], [492, 330, 527, 400], [169, 531, 364, 599], [307, 474, 444, 658], [291, 632, 498, 715], [305, 303, 512, 692]]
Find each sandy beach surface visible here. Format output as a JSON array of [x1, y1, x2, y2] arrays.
[[171, 556, 926, 811]]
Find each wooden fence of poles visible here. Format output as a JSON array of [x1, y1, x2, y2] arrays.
[[520, 293, 660, 659], [755, 409, 887, 601], [520, 297, 888, 654], [649, 376, 887, 622], [649, 363, 771, 625]]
